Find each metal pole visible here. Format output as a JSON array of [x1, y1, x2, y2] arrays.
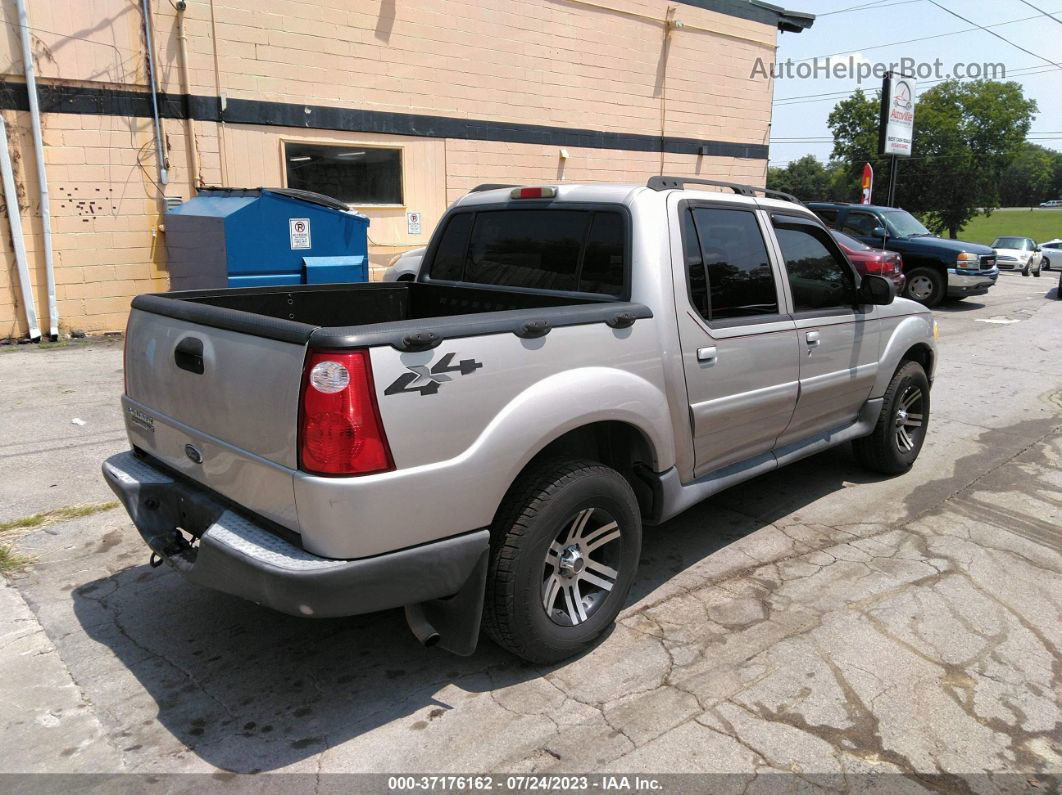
[[887, 155, 899, 207], [141, 0, 168, 202], [0, 115, 41, 341], [15, 0, 58, 339]]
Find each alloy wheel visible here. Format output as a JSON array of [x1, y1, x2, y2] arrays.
[[541, 507, 622, 627], [894, 385, 924, 453]]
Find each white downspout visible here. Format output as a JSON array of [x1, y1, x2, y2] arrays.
[[15, 0, 58, 340], [0, 115, 42, 341]]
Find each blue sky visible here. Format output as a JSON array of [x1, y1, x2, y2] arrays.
[[768, 0, 1062, 167]]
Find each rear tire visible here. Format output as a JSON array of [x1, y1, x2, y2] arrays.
[[853, 361, 930, 475], [483, 459, 642, 664], [903, 267, 945, 307]]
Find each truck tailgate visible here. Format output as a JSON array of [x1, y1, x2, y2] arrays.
[[122, 307, 306, 531]]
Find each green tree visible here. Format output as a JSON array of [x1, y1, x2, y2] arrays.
[[827, 80, 1038, 237], [767, 155, 848, 201], [767, 155, 827, 199], [999, 143, 1056, 206]]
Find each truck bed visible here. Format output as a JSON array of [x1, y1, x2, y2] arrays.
[[132, 281, 651, 351]]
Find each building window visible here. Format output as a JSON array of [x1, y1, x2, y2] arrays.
[[284, 143, 403, 205]]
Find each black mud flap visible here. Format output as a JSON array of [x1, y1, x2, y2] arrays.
[[404, 548, 489, 656]]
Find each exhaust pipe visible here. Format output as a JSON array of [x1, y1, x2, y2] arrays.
[[404, 604, 441, 648]]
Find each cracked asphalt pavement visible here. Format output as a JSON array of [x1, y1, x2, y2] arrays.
[[1, 273, 1059, 783]]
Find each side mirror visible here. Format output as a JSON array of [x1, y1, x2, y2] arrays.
[[872, 226, 887, 239], [859, 274, 895, 305]]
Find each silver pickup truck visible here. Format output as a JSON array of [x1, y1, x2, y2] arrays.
[[104, 178, 937, 664]]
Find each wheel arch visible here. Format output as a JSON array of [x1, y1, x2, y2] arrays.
[[899, 341, 934, 383], [495, 420, 660, 525], [872, 315, 937, 396]]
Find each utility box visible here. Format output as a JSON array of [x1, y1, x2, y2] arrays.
[[164, 188, 370, 290]]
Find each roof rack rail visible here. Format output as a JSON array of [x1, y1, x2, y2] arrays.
[[646, 176, 803, 205], [469, 183, 517, 193]]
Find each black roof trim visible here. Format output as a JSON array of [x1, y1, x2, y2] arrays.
[[676, 0, 814, 33]]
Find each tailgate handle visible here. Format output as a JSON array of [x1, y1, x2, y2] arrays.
[[174, 337, 205, 374]]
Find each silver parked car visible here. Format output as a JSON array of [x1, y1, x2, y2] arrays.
[[383, 247, 425, 281], [105, 178, 936, 663], [1039, 239, 1061, 271]]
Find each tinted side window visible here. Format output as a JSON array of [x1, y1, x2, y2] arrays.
[[430, 213, 474, 281], [815, 208, 839, 228], [681, 209, 710, 319], [842, 211, 880, 237], [774, 224, 857, 312], [689, 207, 778, 320], [579, 212, 625, 295]]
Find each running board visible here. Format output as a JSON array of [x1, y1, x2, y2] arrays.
[[650, 399, 883, 524]]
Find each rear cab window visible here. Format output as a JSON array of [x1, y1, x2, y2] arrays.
[[425, 207, 628, 297]]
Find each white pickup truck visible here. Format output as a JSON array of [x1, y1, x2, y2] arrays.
[[104, 178, 937, 663]]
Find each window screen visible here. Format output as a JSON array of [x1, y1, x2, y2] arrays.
[[685, 207, 778, 321], [285, 144, 402, 205], [428, 209, 627, 296], [773, 223, 857, 312]]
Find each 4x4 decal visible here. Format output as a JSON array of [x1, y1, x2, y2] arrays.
[[384, 352, 483, 396]]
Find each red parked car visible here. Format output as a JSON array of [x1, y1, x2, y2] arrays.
[[831, 230, 906, 293]]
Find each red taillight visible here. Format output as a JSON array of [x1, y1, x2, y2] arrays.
[[299, 349, 393, 476]]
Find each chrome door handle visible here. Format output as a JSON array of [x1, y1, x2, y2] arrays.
[[697, 346, 718, 362], [805, 331, 821, 347]]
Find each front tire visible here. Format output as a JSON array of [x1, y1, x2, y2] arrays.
[[853, 361, 930, 475], [903, 267, 945, 307], [483, 459, 642, 664]]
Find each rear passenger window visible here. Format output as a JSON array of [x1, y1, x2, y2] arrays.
[[683, 207, 778, 321], [428, 208, 627, 296]]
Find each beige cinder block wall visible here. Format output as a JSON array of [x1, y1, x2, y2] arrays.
[[0, 0, 809, 337]]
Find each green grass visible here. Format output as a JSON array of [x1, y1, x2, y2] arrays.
[[0, 543, 30, 573], [0, 501, 120, 533], [958, 208, 1062, 246]]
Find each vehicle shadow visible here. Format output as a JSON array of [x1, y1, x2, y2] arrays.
[[71, 445, 878, 772], [934, 298, 986, 312]]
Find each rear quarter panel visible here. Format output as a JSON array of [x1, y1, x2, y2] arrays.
[[294, 319, 675, 559]]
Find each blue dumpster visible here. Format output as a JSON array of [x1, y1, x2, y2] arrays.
[[164, 188, 370, 290]]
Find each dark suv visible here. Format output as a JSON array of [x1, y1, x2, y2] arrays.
[[807, 203, 998, 307]]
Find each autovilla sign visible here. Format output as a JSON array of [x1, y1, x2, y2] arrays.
[[879, 71, 916, 157]]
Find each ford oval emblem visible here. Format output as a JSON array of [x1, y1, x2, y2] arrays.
[[184, 444, 203, 464]]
